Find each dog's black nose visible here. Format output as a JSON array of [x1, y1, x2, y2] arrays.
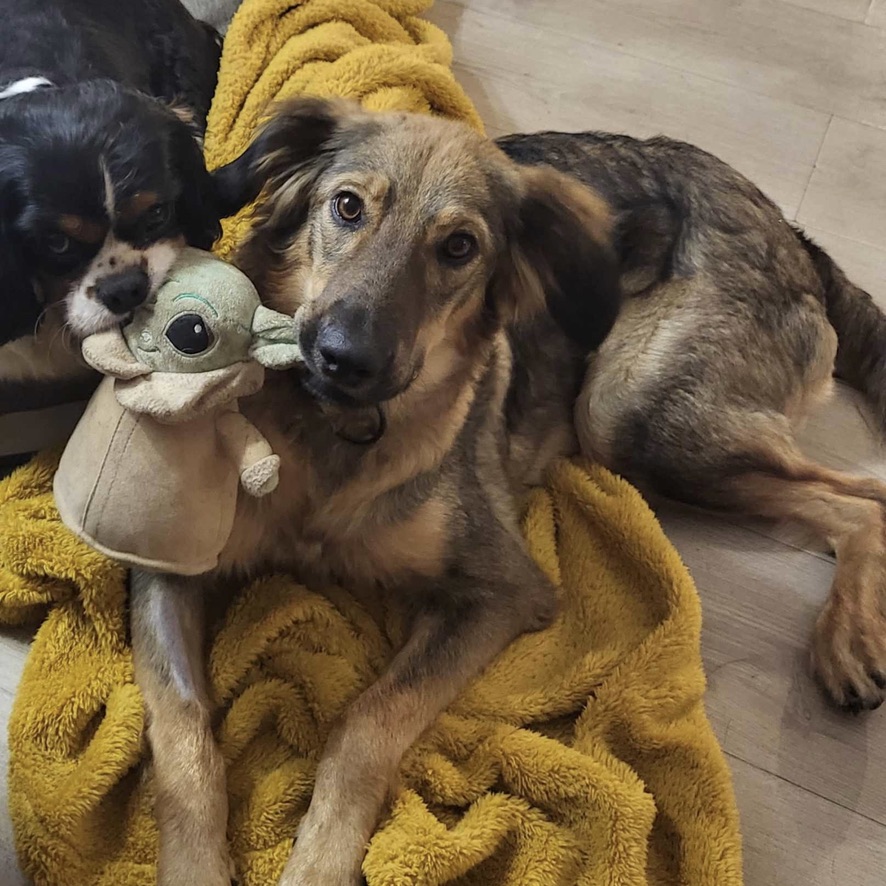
[[315, 309, 392, 387], [95, 267, 150, 315]]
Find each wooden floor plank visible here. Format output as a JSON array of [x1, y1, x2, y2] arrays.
[[0, 635, 31, 886], [798, 116, 886, 250], [660, 509, 886, 826], [429, 0, 830, 216], [866, 0, 886, 27], [725, 754, 886, 886], [455, 0, 886, 128], [800, 225, 886, 304], [782, 0, 872, 22]]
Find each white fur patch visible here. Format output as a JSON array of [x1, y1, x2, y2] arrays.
[[101, 160, 116, 220], [0, 76, 53, 100], [66, 238, 181, 336]]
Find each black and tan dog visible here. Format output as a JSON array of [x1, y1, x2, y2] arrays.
[[0, 0, 222, 416], [131, 99, 886, 885]]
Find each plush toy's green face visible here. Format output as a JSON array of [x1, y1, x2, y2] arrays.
[[123, 249, 262, 374]]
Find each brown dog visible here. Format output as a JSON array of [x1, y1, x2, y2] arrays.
[[499, 131, 886, 716], [130, 98, 620, 885], [131, 99, 886, 885]]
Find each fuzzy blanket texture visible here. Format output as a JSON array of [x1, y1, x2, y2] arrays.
[[1, 1, 744, 884], [205, 0, 483, 257]]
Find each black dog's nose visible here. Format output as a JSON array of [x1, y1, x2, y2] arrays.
[[315, 309, 392, 387], [94, 267, 149, 315]]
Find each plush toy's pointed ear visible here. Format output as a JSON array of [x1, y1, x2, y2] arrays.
[[81, 328, 152, 379], [249, 305, 303, 370]]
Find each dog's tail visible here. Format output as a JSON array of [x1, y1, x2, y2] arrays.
[[797, 229, 886, 433]]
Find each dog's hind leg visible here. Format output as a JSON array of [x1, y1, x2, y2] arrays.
[[721, 450, 886, 713], [130, 570, 232, 886], [588, 400, 886, 713]]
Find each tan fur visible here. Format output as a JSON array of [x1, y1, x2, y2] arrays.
[[729, 460, 886, 707], [575, 223, 886, 715], [127, 120, 886, 886], [130, 572, 231, 885], [132, 102, 618, 886], [0, 298, 89, 383], [117, 190, 162, 225], [58, 214, 108, 245], [219, 341, 482, 586]]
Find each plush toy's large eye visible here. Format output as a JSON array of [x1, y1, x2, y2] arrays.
[[165, 313, 213, 355]]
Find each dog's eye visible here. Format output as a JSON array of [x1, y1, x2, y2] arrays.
[[440, 232, 478, 265], [332, 191, 363, 225], [165, 313, 213, 355], [45, 233, 71, 255], [144, 203, 173, 232]]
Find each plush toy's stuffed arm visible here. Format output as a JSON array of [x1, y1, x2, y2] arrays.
[[216, 408, 280, 497], [82, 328, 152, 378]]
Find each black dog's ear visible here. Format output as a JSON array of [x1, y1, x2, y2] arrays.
[[491, 166, 622, 351], [211, 96, 347, 219], [169, 120, 222, 251], [0, 154, 40, 346]]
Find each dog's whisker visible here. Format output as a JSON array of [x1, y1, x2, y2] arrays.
[[31, 304, 52, 338]]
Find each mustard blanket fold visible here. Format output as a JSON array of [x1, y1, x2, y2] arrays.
[[3, 455, 743, 885], [204, 0, 483, 258], [1, 1, 743, 883]]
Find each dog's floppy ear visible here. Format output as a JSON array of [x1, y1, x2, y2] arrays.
[[0, 150, 40, 346], [211, 96, 346, 219], [169, 119, 222, 251], [491, 166, 621, 351]]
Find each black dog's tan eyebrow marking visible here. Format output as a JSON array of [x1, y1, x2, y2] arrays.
[[58, 214, 108, 244], [118, 190, 161, 225]]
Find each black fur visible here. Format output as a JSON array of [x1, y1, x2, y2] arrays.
[[0, 0, 221, 348], [796, 228, 886, 433], [517, 185, 621, 352], [0, 145, 38, 341]]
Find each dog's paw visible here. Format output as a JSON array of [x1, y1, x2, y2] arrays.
[[278, 856, 363, 886], [811, 600, 886, 714], [158, 856, 233, 886], [277, 820, 364, 886]]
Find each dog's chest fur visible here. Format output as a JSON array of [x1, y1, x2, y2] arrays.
[[218, 359, 487, 588], [216, 326, 576, 590]]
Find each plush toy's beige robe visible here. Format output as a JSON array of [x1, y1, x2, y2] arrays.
[[54, 358, 278, 576], [52, 248, 301, 575]]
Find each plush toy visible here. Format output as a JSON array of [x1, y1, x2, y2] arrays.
[[53, 248, 302, 576]]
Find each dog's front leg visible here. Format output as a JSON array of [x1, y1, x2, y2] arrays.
[[130, 570, 232, 886], [279, 548, 557, 886]]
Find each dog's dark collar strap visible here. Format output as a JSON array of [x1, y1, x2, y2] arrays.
[[0, 76, 54, 100], [325, 404, 387, 445]]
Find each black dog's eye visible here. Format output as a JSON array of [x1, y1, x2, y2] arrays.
[[332, 191, 363, 225], [440, 232, 478, 265], [144, 203, 173, 232], [165, 313, 213, 355], [45, 233, 72, 256]]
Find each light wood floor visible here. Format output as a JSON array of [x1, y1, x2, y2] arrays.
[[3, 1, 886, 882]]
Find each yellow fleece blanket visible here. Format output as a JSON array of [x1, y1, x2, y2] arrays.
[[205, 0, 483, 258], [1, 1, 743, 883], [3, 454, 742, 885]]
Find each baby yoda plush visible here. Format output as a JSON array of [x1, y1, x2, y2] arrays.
[[53, 248, 302, 576]]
